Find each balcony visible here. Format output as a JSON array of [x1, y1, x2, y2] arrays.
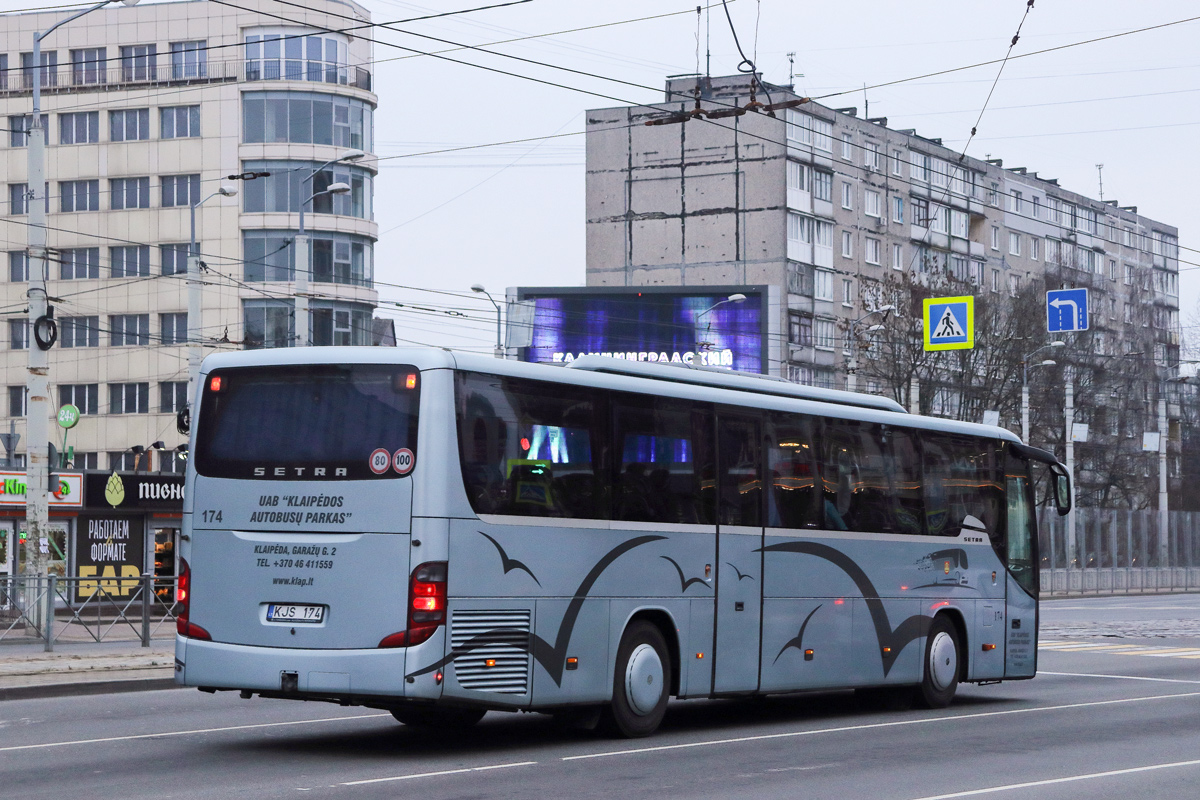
[[1, 59, 372, 96]]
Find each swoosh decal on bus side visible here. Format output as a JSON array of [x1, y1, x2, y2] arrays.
[[478, 531, 542, 586], [406, 534, 668, 687], [660, 556, 711, 592], [774, 604, 822, 664], [759, 541, 933, 676]]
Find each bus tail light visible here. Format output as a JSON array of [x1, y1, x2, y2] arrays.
[[379, 561, 447, 648], [176, 558, 211, 640]]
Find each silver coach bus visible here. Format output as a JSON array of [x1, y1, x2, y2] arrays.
[[176, 347, 1070, 737]]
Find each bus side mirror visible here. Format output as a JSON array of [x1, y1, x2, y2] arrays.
[[1050, 464, 1071, 516]]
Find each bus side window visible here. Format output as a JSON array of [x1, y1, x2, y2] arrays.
[[612, 394, 713, 526], [1004, 451, 1037, 595], [765, 412, 820, 528], [820, 420, 892, 533], [886, 428, 925, 535]]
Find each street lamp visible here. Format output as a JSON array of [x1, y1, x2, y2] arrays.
[[695, 293, 748, 354], [295, 148, 364, 347], [846, 305, 895, 393], [187, 187, 238, 392], [24, 0, 140, 582], [1021, 341, 1066, 442], [471, 285, 503, 359]]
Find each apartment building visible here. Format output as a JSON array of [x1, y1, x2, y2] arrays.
[[0, 0, 381, 472], [586, 73, 1180, 388]]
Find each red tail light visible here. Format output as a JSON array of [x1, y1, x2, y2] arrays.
[[379, 561, 447, 648], [176, 558, 211, 640]]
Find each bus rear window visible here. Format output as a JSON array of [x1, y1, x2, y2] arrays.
[[194, 364, 419, 480]]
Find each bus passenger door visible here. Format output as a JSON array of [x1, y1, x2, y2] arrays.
[[1004, 453, 1039, 677], [713, 412, 763, 694]]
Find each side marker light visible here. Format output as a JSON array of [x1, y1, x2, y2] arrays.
[[982, 644, 996, 651]]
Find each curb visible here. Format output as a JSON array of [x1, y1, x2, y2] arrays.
[[0, 676, 180, 702]]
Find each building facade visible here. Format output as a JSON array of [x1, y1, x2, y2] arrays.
[[0, 0, 381, 478], [586, 74, 1183, 508]]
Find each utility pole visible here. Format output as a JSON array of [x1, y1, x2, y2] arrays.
[[1064, 376, 1076, 567], [1158, 394, 1168, 567]]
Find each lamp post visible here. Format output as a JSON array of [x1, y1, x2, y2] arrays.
[[295, 149, 364, 347], [187, 187, 237, 393], [296, 181, 351, 346], [846, 304, 895, 393], [25, 0, 140, 583], [1020, 341, 1065, 443], [471, 285, 503, 359]]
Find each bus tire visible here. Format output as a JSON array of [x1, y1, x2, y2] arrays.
[[390, 705, 486, 728], [600, 620, 670, 738], [916, 615, 960, 709]]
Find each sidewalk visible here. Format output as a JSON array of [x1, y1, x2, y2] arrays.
[[0, 638, 177, 701]]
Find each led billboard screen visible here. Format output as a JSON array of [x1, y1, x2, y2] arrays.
[[515, 287, 766, 373]]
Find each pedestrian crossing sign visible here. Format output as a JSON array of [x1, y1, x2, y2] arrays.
[[923, 295, 974, 351]]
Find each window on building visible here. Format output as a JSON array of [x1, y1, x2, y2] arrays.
[[892, 243, 903, 270], [7, 114, 46, 148], [786, 160, 808, 193], [930, 205, 949, 234], [950, 255, 968, 282], [70, 48, 106, 85], [814, 318, 836, 349], [9, 319, 28, 350], [161, 105, 201, 139], [120, 44, 157, 81], [244, 231, 372, 286], [840, 231, 853, 259], [170, 40, 207, 79], [788, 312, 812, 346], [1008, 273, 1022, 297], [950, 209, 967, 238], [160, 381, 188, 413], [814, 220, 833, 249], [1031, 196, 1041, 219], [109, 313, 150, 346], [814, 269, 833, 301], [110, 383, 149, 414], [241, 160, 371, 220], [59, 247, 100, 279], [59, 111, 98, 144], [161, 174, 200, 208], [244, 30, 349, 84], [892, 195, 903, 223], [991, 269, 1000, 293], [1010, 190, 1023, 214], [912, 197, 929, 227], [19, 51, 58, 90], [244, 300, 295, 349], [1009, 232, 1021, 256], [161, 312, 188, 345], [787, 213, 811, 244], [109, 108, 150, 142], [312, 304, 372, 346], [160, 243, 193, 276], [1030, 238, 1040, 261], [971, 260, 985, 285], [1124, 263, 1134, 285], [812, 170, 832, 202], [60, 316, 99, 348], [891, 148, 903, 176], [8, 386, 27, 417], [930, 158, 949, 188], [864, 189, 881, 218], [864, 142, 880, 170], [59, 180, 99, 212], [991, 226, 1000, 250], [910, 151, 929, 182], [865, 238, 880, 265], [59, 383, 98, 414], [841, 277, 854, 307], [840, 132, 853, 159], [110, 245, 150, 277], [110, 177, 150, 210], [841, 182, 853, 210], [9, 252, 28, 282]]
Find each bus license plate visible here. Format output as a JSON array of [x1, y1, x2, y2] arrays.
[[267, 604, 325, 623]]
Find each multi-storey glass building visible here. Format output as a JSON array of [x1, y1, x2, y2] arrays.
[[0, 0, 381, 475]]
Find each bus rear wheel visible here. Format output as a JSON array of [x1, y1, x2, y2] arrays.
[[916, 615, 960, 709], [600, 620, 670, 738], [390, 705, 486, 729]]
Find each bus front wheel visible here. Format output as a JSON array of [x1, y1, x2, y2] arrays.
[[600, 620, 670, 738], [917, 615, 960, 709]]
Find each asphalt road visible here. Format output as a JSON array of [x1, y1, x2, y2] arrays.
[[2, 594, 1199, 800]]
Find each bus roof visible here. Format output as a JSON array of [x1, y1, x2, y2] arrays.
[[565, 355, 908, 414]]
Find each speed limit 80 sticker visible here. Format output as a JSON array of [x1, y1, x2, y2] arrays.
[[392, 448, 415, 475], [368, 448, 391, 475]]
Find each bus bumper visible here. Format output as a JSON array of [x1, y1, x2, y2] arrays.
[[175, 635, 423, 699]]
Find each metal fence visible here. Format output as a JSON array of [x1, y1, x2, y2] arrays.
[[1039, 508, 1200, 595], [0, 575, 178, 650]]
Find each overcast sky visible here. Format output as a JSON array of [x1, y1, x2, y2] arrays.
[[6, 0, 1198, 356]]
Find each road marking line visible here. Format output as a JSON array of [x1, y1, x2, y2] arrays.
[[1041, 644, 1137, 651], [1138, 650, 1200, 657], [906, 757, 1200, 799], [0, 712, 389, 753], [560, 691, 1200, 761], [1040, 671, 1200, 684], [339, 761, 537, 786]]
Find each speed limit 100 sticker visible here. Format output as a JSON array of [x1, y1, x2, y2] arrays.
[[392, 448, 415, 475], [369, 448, 391, 475]]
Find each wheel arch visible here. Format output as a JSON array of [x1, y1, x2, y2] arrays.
[[933, 607, 969, 683], [618, 607, 682, 697]]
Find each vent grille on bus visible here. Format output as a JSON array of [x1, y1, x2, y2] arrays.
[[450, 609, 532, 695]]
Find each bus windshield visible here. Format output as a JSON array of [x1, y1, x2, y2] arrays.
[[194, 364, 419, 480]]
